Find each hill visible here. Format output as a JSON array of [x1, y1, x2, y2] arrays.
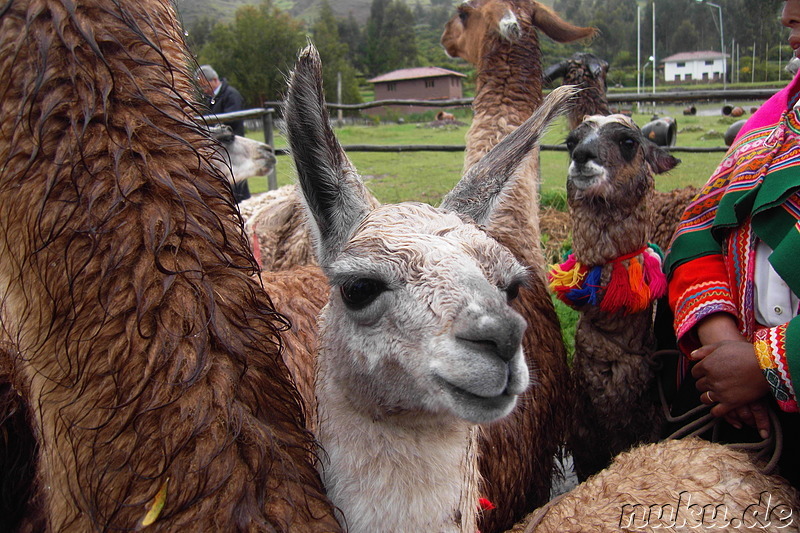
[[174, 0, 555, 28]]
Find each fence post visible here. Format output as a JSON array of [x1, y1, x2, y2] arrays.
[[263, 108, 277, 191]]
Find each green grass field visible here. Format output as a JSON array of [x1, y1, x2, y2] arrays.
[[245, 104, 749, 204]]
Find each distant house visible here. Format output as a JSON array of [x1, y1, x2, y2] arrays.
[[366, 67, 466, 116], [662, 51, 728, 83]]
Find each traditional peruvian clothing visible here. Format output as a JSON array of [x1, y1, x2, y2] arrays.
[[665, 71, 800, 414]]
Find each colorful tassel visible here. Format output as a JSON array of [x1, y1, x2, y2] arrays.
[[627, 256, 651, 312], [547, 254, 585, 292], [565, 265, 602, 306], [643, 248, 667, 299], [600, 260, 636, 313], [548, 245, 665, 313]]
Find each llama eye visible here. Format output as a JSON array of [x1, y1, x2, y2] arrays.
[[458, 8, 469, 22], [505, 282, 521, 303], [340, 278, 387, 310], [565, 138, 577, 154], [619, 138, 637, 160]]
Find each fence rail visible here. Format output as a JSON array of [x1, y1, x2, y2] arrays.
[[203, 88, 778, 190]]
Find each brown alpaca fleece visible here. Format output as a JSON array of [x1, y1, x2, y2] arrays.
[[259, 266, 329, 431], [244, 186, 318, 271], [560, 55, 611, 131], [442, 3, 595, 530], [0, 0, 339, 530], [511, 438, 799, 532], [650, 185, 699, 252]]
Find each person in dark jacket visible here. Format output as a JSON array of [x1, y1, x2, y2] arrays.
[[197, 64, 251, 202]]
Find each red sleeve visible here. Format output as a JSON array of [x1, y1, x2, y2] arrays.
[[668, 254, 738, 354]]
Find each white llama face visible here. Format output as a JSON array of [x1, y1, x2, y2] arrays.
[[285, 44, 572, 427], [208, 125, 276, 184], [320, 203, 529, 425]]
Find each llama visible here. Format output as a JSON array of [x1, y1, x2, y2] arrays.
[[441, 2, 596, 529], [544, 52, 611, 130], [548, 114, 680, 480], [511, 438, 799, 532], [0, 0, 340, 530], [208, 124, 276, 184], [282, 44, 577, 533]]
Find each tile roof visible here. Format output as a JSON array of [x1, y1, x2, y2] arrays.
[[368, 67, 466, 84], [661, 51, 728, 63]]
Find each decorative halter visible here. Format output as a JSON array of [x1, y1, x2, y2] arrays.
[[547, 244, 667, 315]]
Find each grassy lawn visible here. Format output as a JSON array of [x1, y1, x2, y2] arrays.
[[245, 103, 751, 203]]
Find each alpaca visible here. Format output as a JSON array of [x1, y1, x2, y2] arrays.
[[511, 438, 799, 532], [282, 45, 577, 533], [208, 124, 276, 184], [0, 0, 340, 530], [544, 52, 611, 130], [441, 3, 596, 529], [548, 114, 680, 481]]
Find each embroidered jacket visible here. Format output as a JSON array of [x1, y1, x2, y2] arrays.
[[665, 72, 800, 413]]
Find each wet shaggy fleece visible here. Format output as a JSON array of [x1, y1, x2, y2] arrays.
[[0, 0, 339, 530]]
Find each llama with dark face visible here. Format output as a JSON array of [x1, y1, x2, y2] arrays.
[[550, 114, 680, 480]]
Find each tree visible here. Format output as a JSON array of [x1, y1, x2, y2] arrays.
[[361, 0, 418, 77], [337, 12, 363, 69], [186, 16, 218, 54], [312, 0, 363, 105], [198, 1, 306, 106]]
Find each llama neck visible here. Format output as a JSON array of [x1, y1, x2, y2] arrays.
[[570, 199, 651, 266], [315, 377, 479, 533], [466, 32, 543, 169], [465, 31, 545, 268]]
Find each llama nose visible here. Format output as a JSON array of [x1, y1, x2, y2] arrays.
[[454, 304, 526, 363], [260, 145, 277, 165], [571, 143, 597, 167]]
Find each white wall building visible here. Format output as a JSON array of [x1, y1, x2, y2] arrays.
[[662, 51, 728, 83]]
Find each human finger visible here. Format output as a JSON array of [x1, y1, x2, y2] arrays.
[[700, 390, 716, 405], [689, 344, 715, 362], [750, 401, 771, 440]]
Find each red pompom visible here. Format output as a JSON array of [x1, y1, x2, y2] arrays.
[[478, 497, 496, 511]]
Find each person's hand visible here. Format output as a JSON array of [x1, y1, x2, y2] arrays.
[[720, 401, 771, 439], [690, 340, 771, 438]]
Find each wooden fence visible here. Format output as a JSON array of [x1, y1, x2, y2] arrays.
[[201, 87, 779, 191]]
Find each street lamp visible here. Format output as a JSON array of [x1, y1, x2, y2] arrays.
[[696, 0, 726, 90], [641, 56, 654, 90]]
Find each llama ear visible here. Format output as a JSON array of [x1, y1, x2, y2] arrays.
[[543, 60, 569, 84], [285, 44, 374, 266], [441, 85, 577, 225], [646, 144, 681, 175], [532, 5, 598, 44]]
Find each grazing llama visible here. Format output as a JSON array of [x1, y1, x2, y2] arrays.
[[283, 45, 576, 533], [442, 2, 596, 529], [0, 0, 339, 529], [548, 114, 680, 480]]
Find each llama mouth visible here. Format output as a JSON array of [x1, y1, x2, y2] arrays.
[[435, 376, 517, 421], [568, 171, 603, 185]]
